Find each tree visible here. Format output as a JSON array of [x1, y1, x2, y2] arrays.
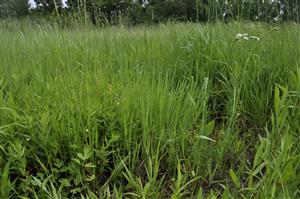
[[0, 0, 28, 18]]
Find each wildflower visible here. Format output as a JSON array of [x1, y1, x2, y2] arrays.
[[235, 33, 249, 40], [28, 0, 37, 10], [61, 0, 69, 9], [249, 36, 260, 41], [235, 33, 260, 41], [85, 129, 89, 133], [242, 34, 249, 40], [274, 16, 280, 22], [235, 33, 242, 39], [271, 27, 280, 32], [280, 9, 284, 16], [142, 0, 149, 8]]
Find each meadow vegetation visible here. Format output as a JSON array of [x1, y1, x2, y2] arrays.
[[0, 21, 300, 198]]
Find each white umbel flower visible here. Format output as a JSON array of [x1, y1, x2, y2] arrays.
[[62, 0, 69, 8], [28, 0, 37, 10], [235, 33, 260, 41]]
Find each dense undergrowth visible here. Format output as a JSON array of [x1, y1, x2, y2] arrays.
[[0, 22, 300, 198]]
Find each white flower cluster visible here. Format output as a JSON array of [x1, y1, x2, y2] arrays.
[[28, 0, 37, 10], [133, 0, 149, 8], [28, 0, 68, 10], [235, 33, 260, 41], [62, 0, 68, 9]]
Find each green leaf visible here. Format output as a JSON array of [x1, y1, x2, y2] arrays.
[[59, 179, 71, 187], [229, 169, 240, 189], [171, 194, 178, 199], [84, 162, 96, 168], [72, 158, 81, 165], [196, 187, 203, 199], [188, 93, 196, 107], [83, 146, 93, 160], [274, 87, 280, 114], [204, 120, 215, 136], [77, 153, 85, 161], [32, 176, 42, 187], [70, 187, 81, 194], [86, 174, 96, 182], [221, 187, 232, 199], [252, 162, 267, 176], [199, 135, 216, 143], [88, 190, 98, 199]]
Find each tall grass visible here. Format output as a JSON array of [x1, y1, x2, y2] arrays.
[[0, 21, 300, 198]]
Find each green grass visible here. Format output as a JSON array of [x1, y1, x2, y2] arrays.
[[0, 21, 300, 198]]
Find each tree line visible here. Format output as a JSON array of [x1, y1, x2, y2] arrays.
[[1, 0, 300, 24]]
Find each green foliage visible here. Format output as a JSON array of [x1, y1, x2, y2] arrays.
[[0, 21, 300, 198], [2, 0, 300, 24], [0, 0, 28, 18]]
